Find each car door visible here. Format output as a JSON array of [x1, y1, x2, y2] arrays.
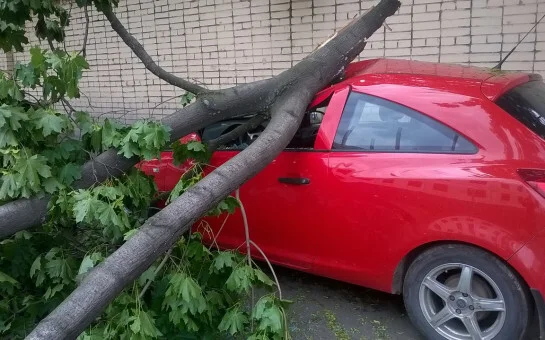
[[317, 90, 479, 290], [199, 96, 336, 270]]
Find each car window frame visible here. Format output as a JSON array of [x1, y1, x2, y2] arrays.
[[332, 90, 478, 155]]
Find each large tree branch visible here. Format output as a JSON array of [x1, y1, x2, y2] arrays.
[[26, 1, 401, 338], [102, 6, 206, 94], [0, 79, 281, 239], [0, 0, 399, 240]]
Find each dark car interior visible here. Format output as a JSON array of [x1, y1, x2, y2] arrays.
[[200, 102, 327, 150]]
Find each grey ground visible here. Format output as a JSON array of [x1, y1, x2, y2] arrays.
[[270, 266, 424, 340]]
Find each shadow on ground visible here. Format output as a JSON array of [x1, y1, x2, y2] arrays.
[[270, 266, 424, 340]]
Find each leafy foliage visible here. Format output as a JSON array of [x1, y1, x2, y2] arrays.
[[0, 0, 120, 52], [0, 41, 287, 340], [0, 0, 288, 337]]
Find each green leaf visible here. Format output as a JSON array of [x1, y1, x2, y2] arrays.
[[43, 176, 62, 193], [96, 203, 124, 229], [211, 251, 236, 273], [30, 46, 46, 72], [142, 122, 170, 149], [58, 163, 81, 185], [115, 121, 170, 159], [101, 118, 121, 147], [45, 51, 63, 70], [63, 54, 89, 98], [44, 283, 64, 300], [218, 306, 248, 336], [77, 255, 95, 276], [34, 110, 65, 136], [172, 140, 210, 165], [129, 314, 141, 334], [0, 319, 11, 334], [85, 125, 103, 152], [0, 173, 18, 199], [254, 269, 275, 287], [165, 273, 207, 315], [138, 265, 157, 287], [0, 271, 18, 286], [226, 265, 255, 294], [186, 141, 205, 152], [180, 92, 194, 106], [75, 111, 93, 136], [129, 309, 163, 338], [72, 189, 94, 223], [30, 256, 42, 278], [253, 296, 283, 333], [118, 139, 139, 158], [123, 229, 138, 241], [30, 0, 45, 11], [209, 196, 240, 216], [0, 104, 28, 131], [95, 185, 121, 201], [15, 63, 38, 87], [0, 78, 23, 101], [12, 154, 52, 193], [167, 171, 202, 204], [0, 127, 17, 148], [185, 237, 210, 261], [44, 248, 73, 282]]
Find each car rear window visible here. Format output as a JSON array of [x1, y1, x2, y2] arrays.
[[496, 81, 545, 139]]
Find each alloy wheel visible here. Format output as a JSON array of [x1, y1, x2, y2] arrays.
[[418, 263, 506, 340]]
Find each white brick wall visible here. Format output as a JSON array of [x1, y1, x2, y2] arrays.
[[2, 0, 545, 121]]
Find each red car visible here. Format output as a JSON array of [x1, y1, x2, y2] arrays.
[[142, 59, 545, 340]]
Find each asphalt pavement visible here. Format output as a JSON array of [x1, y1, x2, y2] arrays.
[[270, 266, 424, 340]]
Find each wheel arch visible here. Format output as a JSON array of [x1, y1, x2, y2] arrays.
[[391, 240, 527, 295]]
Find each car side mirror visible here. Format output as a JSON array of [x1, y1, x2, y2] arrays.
[[310, 111, 324, 125]]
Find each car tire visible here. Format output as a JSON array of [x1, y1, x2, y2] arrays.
[[403, 244, 532, 340]]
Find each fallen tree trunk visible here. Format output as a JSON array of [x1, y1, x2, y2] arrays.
[[23, 0, 400, 338], [0, 81, 281, 238]]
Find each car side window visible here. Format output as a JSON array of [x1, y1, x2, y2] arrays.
[[333, 92, 476, 153]]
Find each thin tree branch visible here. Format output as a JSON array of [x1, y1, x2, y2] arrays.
[[61, 98, 76, 113], [79, 5, 90, 57], [138, 249, 172, 299], [102, 7, 206, 95], [47, 37, 55, 51], [249, 241, 282, 300]]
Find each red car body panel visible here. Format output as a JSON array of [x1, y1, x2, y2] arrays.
[[146, 59, 545, 302], [508, 227, 545, 301]]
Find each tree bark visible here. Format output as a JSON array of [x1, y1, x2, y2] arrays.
[[0, 0, 398, 239], [26, 1, 400, 338], [0, 80, 280, 238]]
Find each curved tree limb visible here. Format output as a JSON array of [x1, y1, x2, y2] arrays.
[[102, 6, 207, 94], [26, 1, 400, 338], [79, 5, 90, 57]]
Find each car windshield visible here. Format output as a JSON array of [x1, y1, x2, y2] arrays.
[[495, 80, 545, 139]]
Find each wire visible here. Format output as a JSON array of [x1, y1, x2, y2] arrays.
[[493, 13, 545, 70]]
